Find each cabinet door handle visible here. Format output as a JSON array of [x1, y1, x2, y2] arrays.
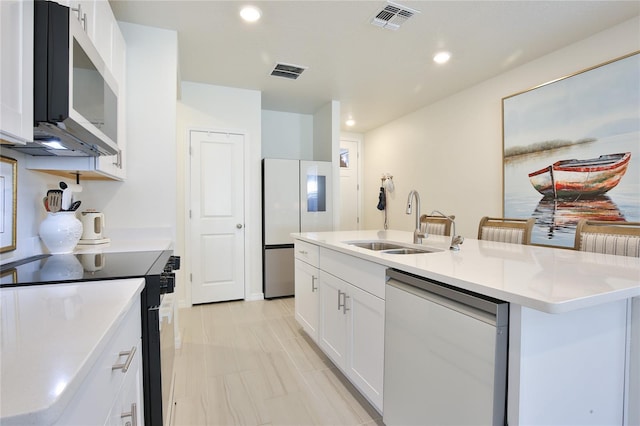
[[112, 150, 122, 168], [121, 402, 137, 426], [337, 291, 349, 314], [311, 275, 317, 292], [71, 4, 87, 31], [112, 346, 136, 373]]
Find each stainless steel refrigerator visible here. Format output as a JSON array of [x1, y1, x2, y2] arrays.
[[262, 159, 333, 298]]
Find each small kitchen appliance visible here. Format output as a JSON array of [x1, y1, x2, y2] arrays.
[[78, 210, 110, 244]]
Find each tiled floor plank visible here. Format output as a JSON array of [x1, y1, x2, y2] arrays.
[[171, 297, 383, 426]]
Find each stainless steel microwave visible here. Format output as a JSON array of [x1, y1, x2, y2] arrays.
[[26, 0, 118, 157]]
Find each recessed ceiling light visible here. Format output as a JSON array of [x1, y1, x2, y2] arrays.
[[240, 6, 261, 22], [433, 51, 451, 64], [346, 118, 356, 127]]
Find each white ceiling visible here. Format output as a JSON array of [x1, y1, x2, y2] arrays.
[[109, 1, 640, 133]]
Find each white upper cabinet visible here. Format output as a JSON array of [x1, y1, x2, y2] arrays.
[[94, 20, 126, 180], [0, 0, 34, 144], [66, 0, 94, 35], [59, 0, 117, 77], [25, 0, 127, 180], [90, 0, 114, 69]]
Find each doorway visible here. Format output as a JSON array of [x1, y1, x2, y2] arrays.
[[339, 138, 361, 231], [189, 130, 245, 304]]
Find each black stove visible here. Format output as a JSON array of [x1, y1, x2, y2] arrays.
[[0, 250, 180, 426], [0, 250, 178, 289]]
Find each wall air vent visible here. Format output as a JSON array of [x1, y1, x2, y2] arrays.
[[270, 62, 308, 80], [371, 1, 419, 30]]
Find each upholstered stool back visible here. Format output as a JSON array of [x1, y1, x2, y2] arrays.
[[478, 217, 535, 245], [420, 214, 455, 236], [575, 220, 640, 257]]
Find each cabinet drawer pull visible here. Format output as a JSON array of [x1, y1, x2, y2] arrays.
[[298, 250, 308, 255], [112, 346, 136, 373], [121, 402, 137, 426], [311, 275, 318, 292]]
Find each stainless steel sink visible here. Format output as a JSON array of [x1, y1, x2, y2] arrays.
[[383, 248, 441, 255], [345, 241, 443, 255], [347, 241, 406, 251]]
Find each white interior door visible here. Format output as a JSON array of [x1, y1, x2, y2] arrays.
[[190, 130, 245, 304], [339, 139, 360, 230]]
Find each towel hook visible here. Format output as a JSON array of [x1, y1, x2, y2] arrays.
[[381, 173, 394, 193]]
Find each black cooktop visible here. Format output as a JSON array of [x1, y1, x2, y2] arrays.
[[0, 250, 173, 288]]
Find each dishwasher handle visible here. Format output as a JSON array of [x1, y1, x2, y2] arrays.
[[386, 269, 508, 327]]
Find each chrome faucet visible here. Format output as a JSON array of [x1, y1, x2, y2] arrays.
[[430, 210, 464, 251], [406, 190, 426, 244]]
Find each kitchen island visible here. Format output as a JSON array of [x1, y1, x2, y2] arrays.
[[292, 229, 640, 425]]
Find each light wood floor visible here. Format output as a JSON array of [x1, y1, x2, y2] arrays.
[[170, 297, 384, 426]]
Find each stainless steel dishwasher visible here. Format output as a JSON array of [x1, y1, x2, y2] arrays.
[[383, 269, 508, 426]]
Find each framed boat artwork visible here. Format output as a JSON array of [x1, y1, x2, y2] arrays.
[[502, 52, 640, 248]]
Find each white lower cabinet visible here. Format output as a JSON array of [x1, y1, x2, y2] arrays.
[[318, 272, 348, 368], [55, 296, 143, 425], [294, 241, 385, 413], [318, 271, 385, 411], [294, 258, 319, 341], [345, 283, 385, 410]]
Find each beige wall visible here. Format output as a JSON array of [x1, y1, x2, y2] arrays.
[[362, 17, 640, 238]]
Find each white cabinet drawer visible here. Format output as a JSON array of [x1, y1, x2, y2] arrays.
[[104, 340, 143, 426], [320, 247, 386, 299], [56, 298, 141, 425], [294, 240, 319, 267]]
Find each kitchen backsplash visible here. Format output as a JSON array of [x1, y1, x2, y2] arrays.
[[0, 152, 78, 264]]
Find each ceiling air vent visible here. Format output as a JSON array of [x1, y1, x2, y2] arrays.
[[270, 62, 307, 80], [371, 1, 419, 30]]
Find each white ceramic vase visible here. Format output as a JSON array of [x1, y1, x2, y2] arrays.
[[39, 212, 83, 254]]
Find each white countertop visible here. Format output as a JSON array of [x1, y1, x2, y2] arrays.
[[0, 278, 145, 424], [293, 230, 640, 314]]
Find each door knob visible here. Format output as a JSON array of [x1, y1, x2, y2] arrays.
[[236, 223, 243, 229]]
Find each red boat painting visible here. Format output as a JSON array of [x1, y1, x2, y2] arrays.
[[528, 152, 631, 198]]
